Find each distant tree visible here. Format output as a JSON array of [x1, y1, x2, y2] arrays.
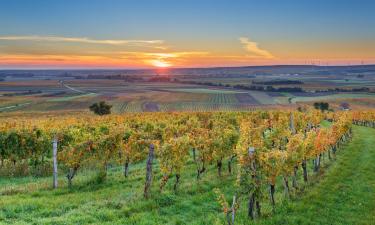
[[313, 102, 319, 110], [313, 102, 329, 112], [89, 101, 112, 115], [321, 102, 329, 111]]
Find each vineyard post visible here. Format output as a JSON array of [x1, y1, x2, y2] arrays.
[[290, 113, 296, 135], [314, 154, 321, 172], [290, 113, 298, 189], [217, 160, 223, 177], [227, 195, 236, 225], [232, 195, 236, 224], [228, 155, 236, 174], [302, 160, 308, 182], [124, 159, 129, 177], [144, 143, 154, 199], [269, 183, 276, 211], [328, 148, 332, 160], [248, 146, 260, 219], [52, 136, 58, 189]]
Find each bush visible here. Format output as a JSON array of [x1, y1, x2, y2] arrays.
[[89, 101, 112, 116], [313, 102, 329, 112]]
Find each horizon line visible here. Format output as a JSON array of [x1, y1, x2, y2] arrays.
[[1, 64, 375, 71]]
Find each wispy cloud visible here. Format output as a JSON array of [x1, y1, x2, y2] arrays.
[[144, 52, 209, 58], [0, 35, 279, 68], [0, 51, 210, 68], [0, 35, 164, 47], [239, 37, 274, 59]]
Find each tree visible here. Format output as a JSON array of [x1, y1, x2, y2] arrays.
[[313, 102, 329, 112], [58, 126, 97, 188], [89, 101, 112, 115]]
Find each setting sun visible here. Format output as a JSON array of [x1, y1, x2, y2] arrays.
[[150, 59, 171, 68]]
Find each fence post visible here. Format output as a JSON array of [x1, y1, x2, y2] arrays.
[[144, 144, 154, 198], [52, 136, 58, 189]]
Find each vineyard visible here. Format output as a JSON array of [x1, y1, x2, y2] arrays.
[[0, 110, 375, 224]]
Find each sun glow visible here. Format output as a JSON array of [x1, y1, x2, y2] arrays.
[[150, 59, 171, 68]]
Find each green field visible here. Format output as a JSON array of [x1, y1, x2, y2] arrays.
[[162, 88, 244, 94], [1, 125, 374, 225], [1, 74, 375, 114], [208, 93, 239, 104], [158, 102, 250, 112], [48, 93, 98, 102], [247, 91, 276, 105], [291, 93, 375, 103], [256, 125, 375, 225]]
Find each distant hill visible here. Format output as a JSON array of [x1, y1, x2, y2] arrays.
[[1, 64, 375, 78]]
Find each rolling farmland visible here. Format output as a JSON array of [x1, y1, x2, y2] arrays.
[[1, 0, 375, 224]]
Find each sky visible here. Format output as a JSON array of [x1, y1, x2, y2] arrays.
[[0, 0, 375, 69]]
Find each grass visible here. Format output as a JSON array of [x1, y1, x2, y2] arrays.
[[255, 125, 375, 225], [0, 102, 32, 112], [2, 77, 375, 114], [162, 88, 244, 94], [123, 101, 144, 113], [1, 125, 375, 225], [208, 93, 238, 104], [247, 91, 276, 105], [158, 102, 255, 112], [48, 93, 98, 102], [291, 93, 375, 103]]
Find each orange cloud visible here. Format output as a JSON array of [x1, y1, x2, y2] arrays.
[[0, 35, 164, 46], [1, 35, 373, 68], [239, 37, 275, 59]]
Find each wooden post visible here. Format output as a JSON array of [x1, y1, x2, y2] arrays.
[[192, 148, 196, 162], [269, 184, 276, 210], [52, 136, 58, 189], [248, 192, 255, 219], [231, 195, 236, 225], [302, 160, 308, 182], [290, 113, 299, 190], [225, 195, 237, 225], [290, 113, 296, 135], [217, 160, 222, 177], [144, 144, 154, 198], [283, 176, 290, 199], [248, 147, 261, 219]]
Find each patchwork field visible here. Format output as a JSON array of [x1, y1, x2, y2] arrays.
[[1, 66, 375, 114], [1, 66, 375, 225]]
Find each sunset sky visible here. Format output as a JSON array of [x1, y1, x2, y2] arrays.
[[1, 0, 375, 69]]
